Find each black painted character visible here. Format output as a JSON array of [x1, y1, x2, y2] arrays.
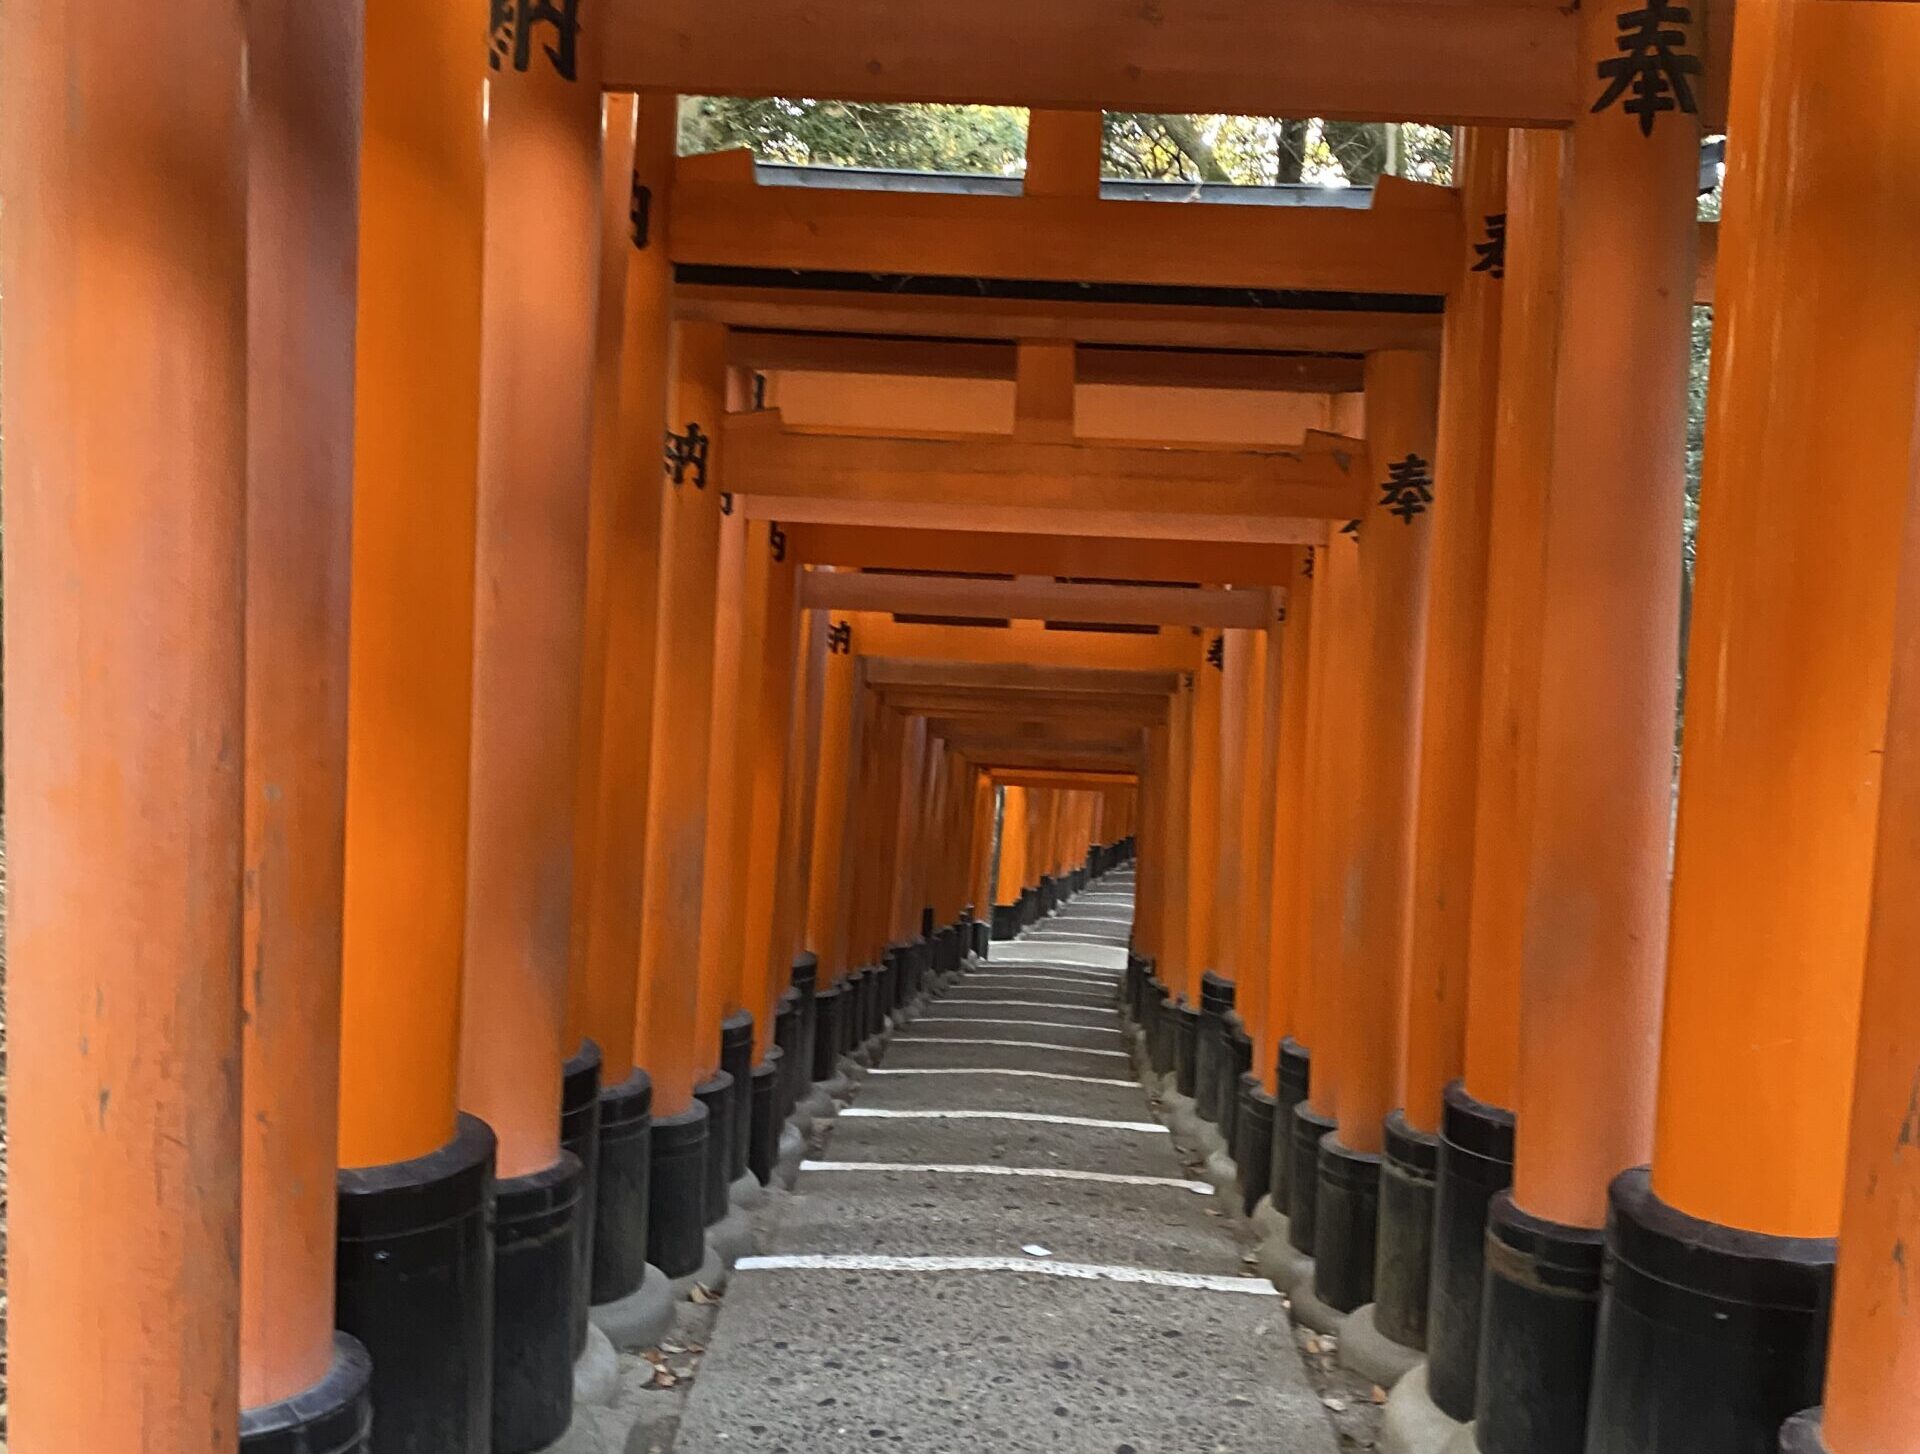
[[827, 621, 853, 656], [1380, 454, 1435, 524], [663, 423, 709, 487], [1592, 0, 1702, 136], [490, 0, 582, 80], [1472, 213, 1507, 280], [1206, 635, 1225, 670]]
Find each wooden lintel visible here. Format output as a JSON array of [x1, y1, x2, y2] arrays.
[[785, 524, 1302, 586], [727, 331, 1368, 394], [863, 659, 1179, 697], [852, 618, 1204, 671], [679, 283, 1443, 355], [802, 571, 1275, 629], [985, 769, 1139, 790], [725, 410, 1365, 520], [877, 687, 1168, 726], [748, 496, 1330, 546], [669, 178, 1461, 299], [605, 0, 1589, 128]]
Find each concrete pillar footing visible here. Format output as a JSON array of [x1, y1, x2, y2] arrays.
[[1336, 1303, 1424, 1388], [707, 1203, 756, 1267], [1251, 1194, 1286, 1240], [1288, 1276, 1347, 1335], [1202, 1148, 1239, 1196], [775, 1124, 807, 1186], [730, 1171, 768, 1211], [590, 1265, 678, 1352], [1380, 1365, 1469, 1454], [573, 1324, 622, 1407], [668, 1244, 726, 1301]]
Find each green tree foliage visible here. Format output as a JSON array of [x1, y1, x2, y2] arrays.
[[679, 97, 1027, 173]]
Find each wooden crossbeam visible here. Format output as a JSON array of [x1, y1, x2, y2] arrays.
[[725, 410, 1367, 520], [878, 687, 1168, 727], [750, 497, 1329, 546], [802, 571, 1277, 629], [670, 174, 1461, 299], [986, 769, 1140, 791], [863, 660, 1179, 697], [680, 283, 1444, 355], [851, 618, 1204, 671], [785, 525, 1300, 586], [605, 0, 1588, 127]]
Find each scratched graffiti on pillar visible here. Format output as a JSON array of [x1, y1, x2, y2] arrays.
[[827, 621, 854, 656], [490, 0, 583, 78], [1380, 455, 1435, 523], [1591, 0, 1701, 136], [1472, 214, 1507, 280], [1206, 635, 1225, 671], [663, 423, 709, 487]]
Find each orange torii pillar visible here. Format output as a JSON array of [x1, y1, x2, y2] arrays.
[[1369, 129, 1511, 1376], [768, 603, 830, 1101], [1472, 8, 1699, 1447], [994, 784, 1035, 938], [236, 1, 369, 1445], [1227, 622, 1280, 1210], [3, 7, 249, 1450], [968, 768, 998, 952], [1147, 672, 1198, 1088], [804, 610, 865, 1087], [570, 93, 678, 1346], [1587, 11, 1920, 1449], [1170, 643, 1227, 1112], [332, 0, 494, 1446], [1284, 523, 1366, 1285], [1421, 126, 1562, 1430], [1194, 630, 1260, 1157], [1785, 387, 1920, 1454], [1252, 548, 1318, 1245], [734, 527, 810, 1184], [462, 9, 603, 1443], [691, 505, 778, 1248], [1306, 353, 1437, 1343], [632, 322, 730, 1291]]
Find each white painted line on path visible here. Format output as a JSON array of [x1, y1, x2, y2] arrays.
[[933, 998, 1113, 1015], [916, 1016, 1124, 1035], [866, 1067, 1136, 1088], [839, 1107, 1165, 1134], [889, 1036, 1130, 1059], [798, 1161, 1212, 1194], [736, 1254, 1278, 1297]]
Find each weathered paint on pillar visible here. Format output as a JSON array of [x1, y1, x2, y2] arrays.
[[1652, 0, 1920, 1240], [4, 6, 248, 1446], [338, 0, 488, 1169], [462, 0, 604, 1179], [740, 536, 804, 1051], [633, 321, 729, 1116], [1822, 380, 1920, 1454], [1401, 132, 1508, 1134], [239, 0, 361, 1407], [1187, 639, 1226, 997], [1462, 129, 1563, 1114], [572, 95, 676, 1084], [805, 609, 861, 975], [1334, 352, 1438, 1156], [1511, 0, 1698, 1226], [998, 786, 1033, 906], [1232, 630, 1273, 1050]]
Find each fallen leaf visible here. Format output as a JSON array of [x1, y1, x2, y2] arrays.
[[1371, 1386, 1389, 1405], [1322, 1397, 1347, 1413]]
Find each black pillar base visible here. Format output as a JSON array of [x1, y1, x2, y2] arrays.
[[1289, 1100, 1337, 1255], [1271, 1039, 1312, 1214], [241, 1332, 374, 1454], [791, 953, 819, 1099], [719, 1012, 754, 1184], [1587, 1168, 1834, 1454], [772, 990, 801, 1124], [1223, 1018, 1253, 1148], [992, 903, 1020, 940], [1427, 1079, 1515, 1423], [1312, 1133, 1381, 1315], [748, 1053, 781, 1183], [336, 1113, 494, 1454], [1148, 983, 1175, 1078], [491, 1153, 584, 1454], [1234, 1075, 1276, 1217], [591, 1069, 653, 1305], [1475, 1192, 1605, 1454], [972, 916, 990, 959], [1195, 973, 1234, 1125], [692, 1072, 736, 1227], [1174, 1003, 1200, 1099], [646, 1101, 709, 1279], [1374, 1110, 1436, 1351], [559, 1039, 602, 1359], [811, 982, 845, 1081]]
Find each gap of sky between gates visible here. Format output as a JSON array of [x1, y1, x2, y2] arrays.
[[4, 3, 1920, 1453]]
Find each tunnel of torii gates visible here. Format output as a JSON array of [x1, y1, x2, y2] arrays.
[[6, 1, 1920, 1453]]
